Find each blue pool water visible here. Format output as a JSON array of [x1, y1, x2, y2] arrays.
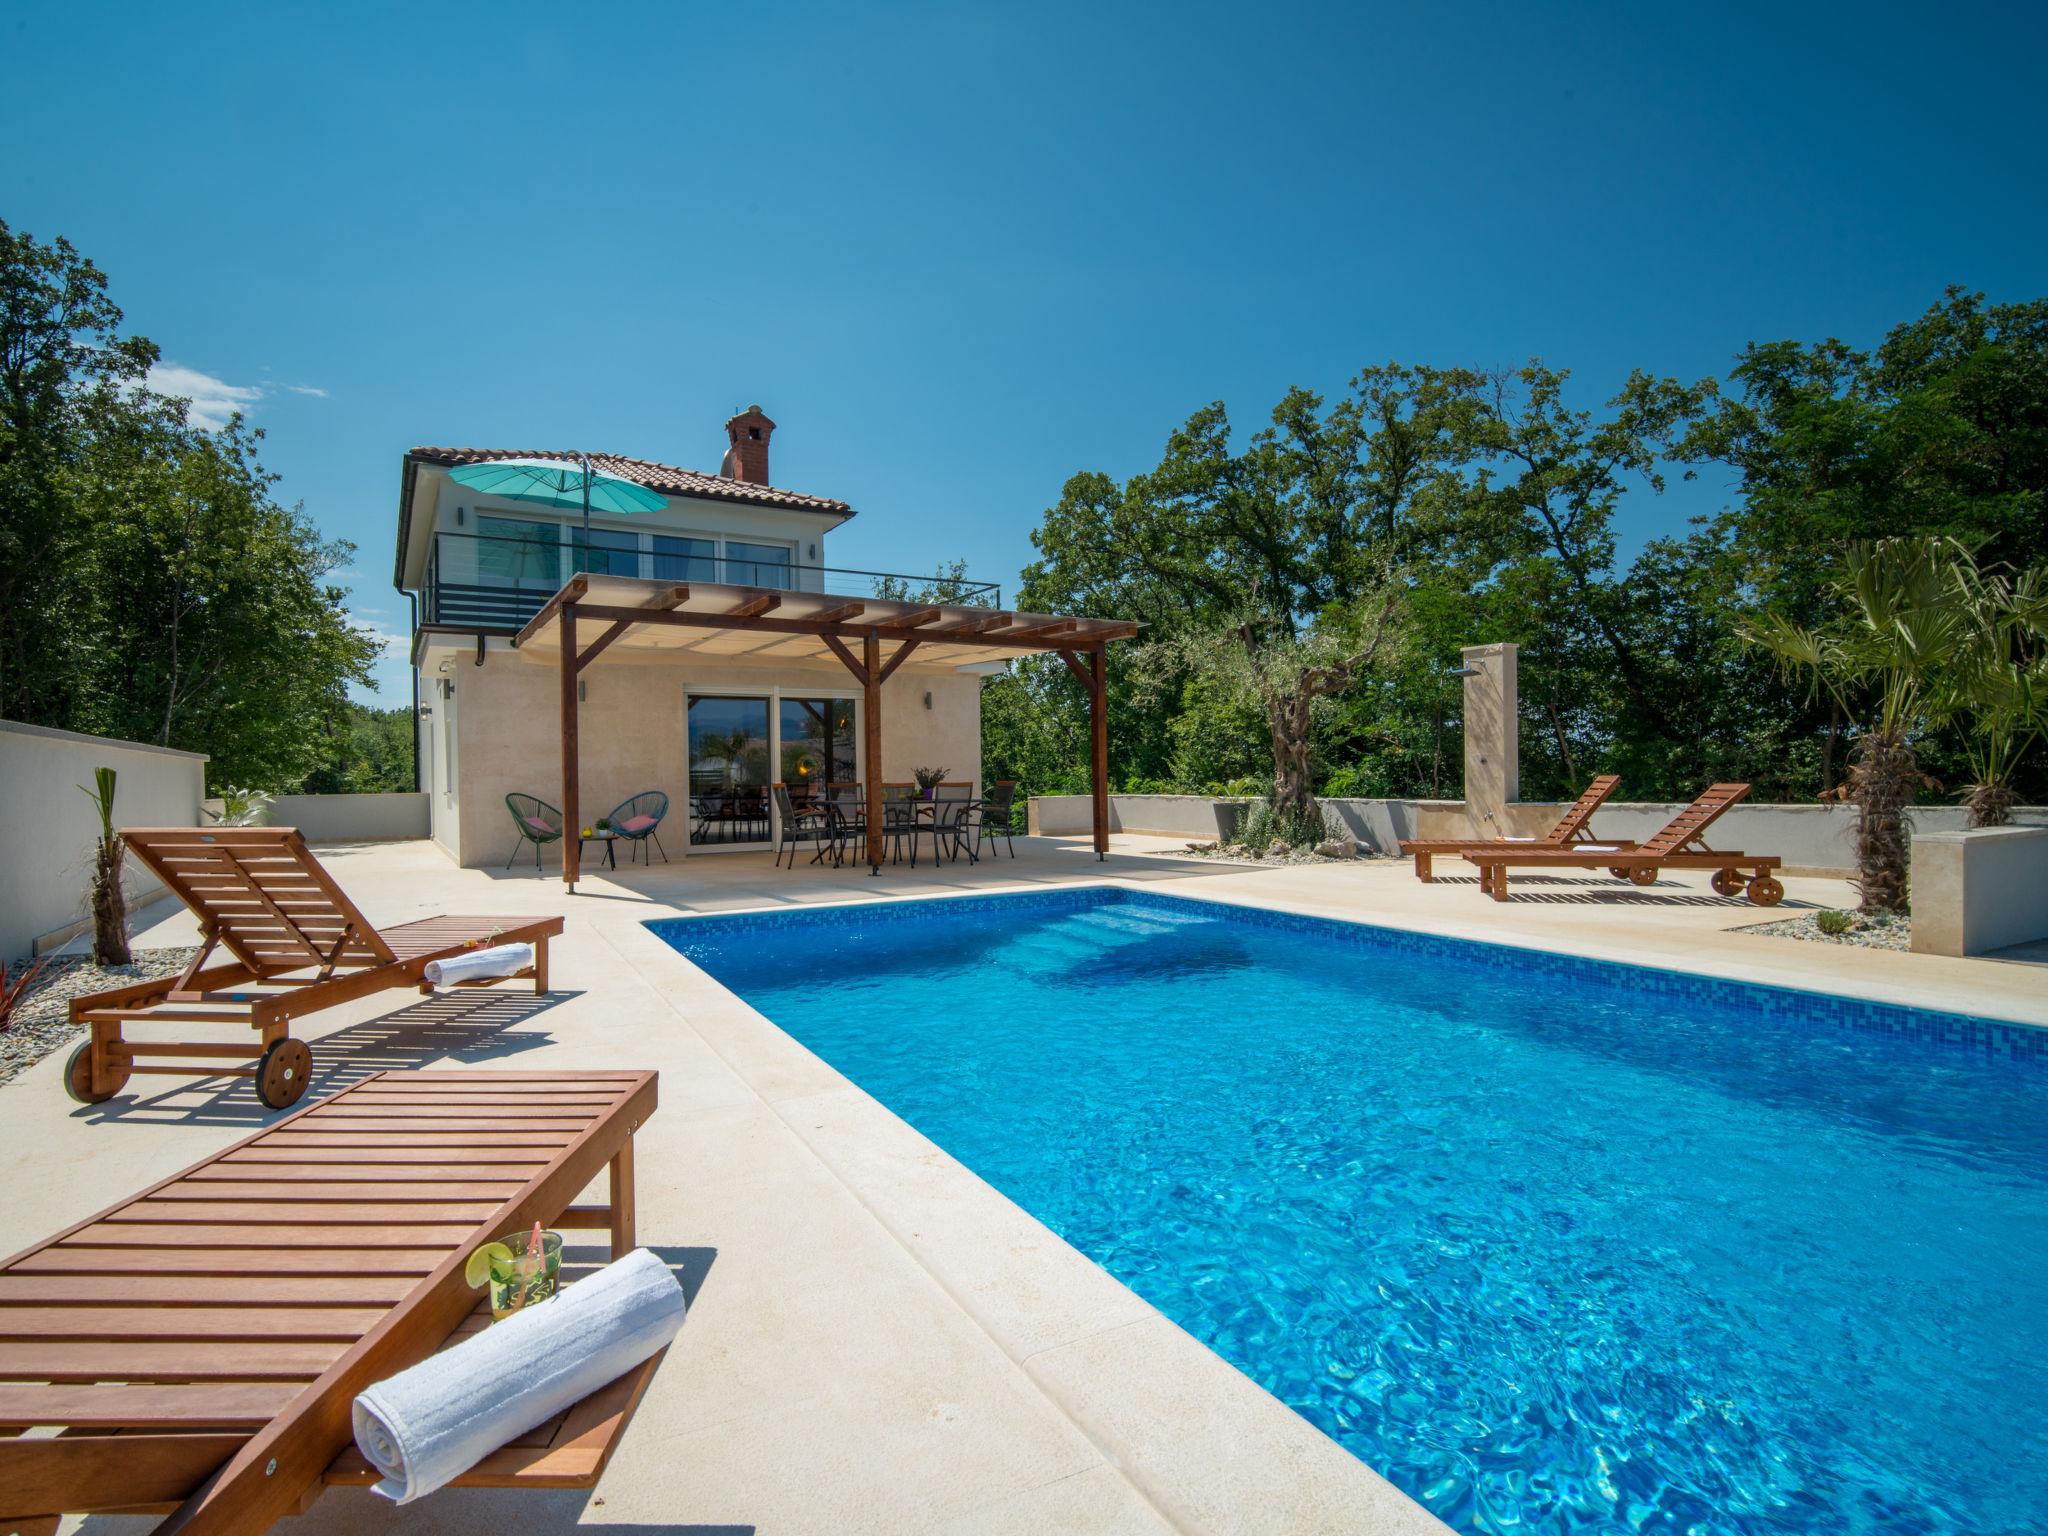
[[651, 888, 2048, 1536]]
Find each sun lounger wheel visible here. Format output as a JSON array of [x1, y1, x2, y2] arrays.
[[63, 1041, 128, 1105], [1710, 868, 1743, 897], [1745, 875, 1784, 907], [1608, 866, 1633, 881], [257, 1036, 313, 1110], [1627, 867, 1657, 886]]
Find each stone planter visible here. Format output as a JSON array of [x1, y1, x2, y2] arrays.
[[1909, 825, 2048, 957], [1212, 799, 1251, 842]]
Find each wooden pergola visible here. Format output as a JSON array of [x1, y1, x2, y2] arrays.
[[512, 573, 1139, 889]]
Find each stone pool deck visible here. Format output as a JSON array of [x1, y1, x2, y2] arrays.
[[13, 836, 2041, 1535]]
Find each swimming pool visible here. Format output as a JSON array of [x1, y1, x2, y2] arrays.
[[650, 887, 2048, 1536]]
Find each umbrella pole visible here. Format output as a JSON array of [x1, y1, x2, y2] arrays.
[[580, 453, 592, 571]]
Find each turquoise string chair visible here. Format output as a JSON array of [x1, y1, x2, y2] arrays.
[[504, 793, 563, 871], [603, 791, 671, 864]]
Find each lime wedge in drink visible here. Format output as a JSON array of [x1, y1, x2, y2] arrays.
[[464, 1241, 514, 1289]]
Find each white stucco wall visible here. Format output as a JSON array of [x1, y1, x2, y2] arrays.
[[0, 720, 207, 958], [433, 646, 982, 868]]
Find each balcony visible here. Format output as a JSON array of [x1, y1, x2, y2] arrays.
[[419, 530, 1002, 631]]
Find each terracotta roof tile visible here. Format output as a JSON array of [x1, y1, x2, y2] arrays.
[[407, 446, 853, 517]]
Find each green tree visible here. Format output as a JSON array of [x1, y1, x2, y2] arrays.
[[0, 219, 156, 725], [0, 221, 377, 784]]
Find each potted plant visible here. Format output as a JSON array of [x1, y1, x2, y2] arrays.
[[912, 766, 950, 801], [595, 816, 612, 833]]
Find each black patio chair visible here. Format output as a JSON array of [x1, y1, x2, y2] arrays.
[[604, 790, 671, 864], [771, 782, 836, 869], [934, 782, 978, 864], [824, 782, 865, 865], [503, 793, 564, 871], [880, 782, 921, 865], [970, 780, 1020, 859]]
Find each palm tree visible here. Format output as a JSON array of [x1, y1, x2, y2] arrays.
[[1935, 561, 2048, 828], [1741, 538, 1970, 914]]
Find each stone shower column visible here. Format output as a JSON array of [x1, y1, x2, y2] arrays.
[[1461, 642, 1518, 834]]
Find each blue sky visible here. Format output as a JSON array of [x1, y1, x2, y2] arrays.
[[5, 1, 2043, 704]]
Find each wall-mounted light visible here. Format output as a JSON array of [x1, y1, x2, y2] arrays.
[[456, 506, 466, 526], [438, 679, 453, 701], [578, 680, 588, 703], [807, 543, 817, 560], [922, 691, 933, 710]]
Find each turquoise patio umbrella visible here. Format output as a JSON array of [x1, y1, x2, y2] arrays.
[[446, 455, 668, 552]]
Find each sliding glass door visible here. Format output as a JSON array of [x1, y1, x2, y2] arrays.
[[687, 692, 859, 851], [687, 696, 771, 848]]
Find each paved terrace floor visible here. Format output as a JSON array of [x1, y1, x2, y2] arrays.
[[16, 836, 2043, 1536]]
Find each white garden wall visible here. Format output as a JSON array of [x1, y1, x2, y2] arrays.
[[0, 720, 207, 959], [1028, 793, 2047, 877]]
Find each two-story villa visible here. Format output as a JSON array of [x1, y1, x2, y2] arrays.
[[394, 406, 1127, 876]]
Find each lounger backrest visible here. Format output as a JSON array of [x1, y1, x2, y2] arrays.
[[1544, 774, 1622, 843], [121, 826, 397, 978], [1639, 783, 1752, 855]]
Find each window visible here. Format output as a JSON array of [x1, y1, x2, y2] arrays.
[[475, 516, 559, 584], [653, 534, 717, 583], [726, 540, 793, 589], [570, 525, 640, 578]]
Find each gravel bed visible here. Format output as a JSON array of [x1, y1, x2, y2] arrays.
[[1170, 841, 1364, 867], [0, 947, 198, 1089], [1739, 910, 1911, 952]]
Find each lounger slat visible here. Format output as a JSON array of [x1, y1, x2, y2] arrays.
[[306, 1104, 604, 1122], [0, 1307, 385, 1341], [257, 1131, 577, 1148], [283, 1118, 595, 1134], [341, 1092, 625, 1107], [113, 1200, 502, 1225], [0, 1382, 298, 1429], [63, 1222, 480, 1249], [212, 1155, 548, 1176], [0, 1430, 249, 1513], [0, 1274, 418, 1307], [157, 1181, 524, 1203], [0, 1340, 346, 1381], [14, 1248, 447, 1277]]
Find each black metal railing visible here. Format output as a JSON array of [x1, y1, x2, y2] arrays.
[[420, 530, 1001, 630]]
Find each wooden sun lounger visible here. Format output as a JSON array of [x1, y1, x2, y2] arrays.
[[1461, 783, 1785, 905], [0, 1069, 659, 1536], [67, 827, 564, 1109], [1398, 773, 1623, 880]]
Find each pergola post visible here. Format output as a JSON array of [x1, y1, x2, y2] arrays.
[[863, 631, 883, 872], [560, 603, 580, 892], [1088, 646, 1109, 861]]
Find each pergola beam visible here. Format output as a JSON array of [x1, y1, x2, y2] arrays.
[[895, 608, 943, 629], [821, 633, 868, 688], [517, 574, 590, 649], [558, 603, 1130, 654], [726, 591, 781, 620], [876, 640, 920, 684], [934, 611, 1015, 637], [810, 601, 866, 625], [560, 604, 580, 891], [575, 585, 689, 674]]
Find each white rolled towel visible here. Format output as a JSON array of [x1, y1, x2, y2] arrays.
[[422, 942, 534, 988], [351, 1247, 687, 1503]]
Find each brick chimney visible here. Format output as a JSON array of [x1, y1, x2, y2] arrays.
[[719, 404, 775, 485]]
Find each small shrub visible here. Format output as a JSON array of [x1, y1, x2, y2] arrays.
[[206, 785, 274, 827], [1815, 910, 1855, 937]]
